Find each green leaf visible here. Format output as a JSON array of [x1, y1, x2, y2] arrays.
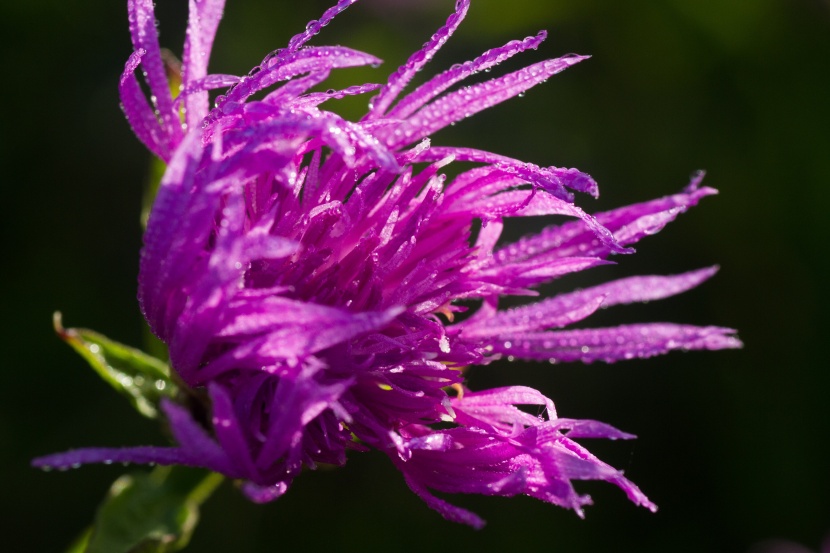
[[54, 312, 176, 419], [83, 466, 224, 553]]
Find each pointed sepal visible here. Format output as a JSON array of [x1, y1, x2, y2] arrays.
[[54, 312, 176, 419]]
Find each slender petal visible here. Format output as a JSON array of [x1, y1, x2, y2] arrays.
[[367, 0, 470, 118], [119, 50, 170, 160], [127, 0, 183, 146], [182, 0, 226, 129]]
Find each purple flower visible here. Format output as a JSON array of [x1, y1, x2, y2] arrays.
[[34, 0, 741, 527]]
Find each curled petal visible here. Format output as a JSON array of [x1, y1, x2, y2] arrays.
[[127, 0, 183, 145], [119, 50, 170, 160]]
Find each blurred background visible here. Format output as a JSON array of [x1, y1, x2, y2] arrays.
[[2, 0, 828, 551]]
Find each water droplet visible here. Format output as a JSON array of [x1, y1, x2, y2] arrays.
[[438, 336, 450, 353]]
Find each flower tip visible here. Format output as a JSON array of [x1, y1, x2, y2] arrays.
[[702, 327, 743, 351], [365, 54, 384, 70], [30, 457, 48, 469], [684, 265, 721, 286], [31, 454, 71, 472], [242, 481, 288, 503], [121, 49, 146, 86], [643, 500, 659, 513], [685, 169, 707, 193], [546, 54, 590, 72], [725, 334, 744, 349]]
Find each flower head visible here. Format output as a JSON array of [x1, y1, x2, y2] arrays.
[[35, 0, 740, 527]]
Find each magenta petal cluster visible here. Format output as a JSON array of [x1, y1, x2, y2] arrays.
[[34, 0, 741, 527]]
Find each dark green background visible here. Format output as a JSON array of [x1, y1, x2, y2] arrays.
[[2, 0, 828, 551]]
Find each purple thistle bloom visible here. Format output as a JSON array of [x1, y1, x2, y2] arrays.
[[35, 0, 741, 527]]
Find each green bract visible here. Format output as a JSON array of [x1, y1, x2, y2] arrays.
[[54, 312, 176, 419]]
